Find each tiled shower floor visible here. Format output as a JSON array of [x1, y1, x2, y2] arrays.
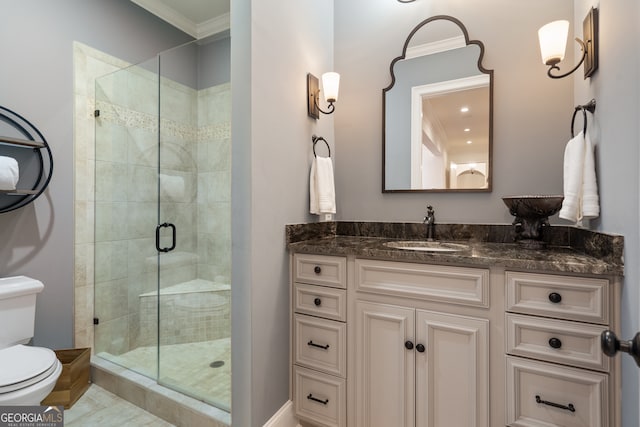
[[98, 337, 231, 409]]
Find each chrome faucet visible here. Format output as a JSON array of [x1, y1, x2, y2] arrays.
[[423, 205, 436, 241]]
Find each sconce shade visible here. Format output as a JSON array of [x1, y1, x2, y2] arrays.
[[538, 20, 569, 65], [322, 72, 340, 103]]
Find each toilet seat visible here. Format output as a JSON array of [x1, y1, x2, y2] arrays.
[[0, 345, 59, 393]]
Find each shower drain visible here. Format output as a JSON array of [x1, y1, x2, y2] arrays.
[[210, 360, 225, 368]]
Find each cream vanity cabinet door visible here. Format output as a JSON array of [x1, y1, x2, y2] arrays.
[[415, 310, 488, 427], [354, 301, 416, 427], [354, 300, 488, 427]]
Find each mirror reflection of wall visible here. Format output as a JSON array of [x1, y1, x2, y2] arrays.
[[412, 74, 490, 190], [383, 16, 493, 193]]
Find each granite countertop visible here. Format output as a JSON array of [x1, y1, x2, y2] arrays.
[[286, 222, 624, 277]]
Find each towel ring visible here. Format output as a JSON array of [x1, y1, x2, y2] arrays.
[[312, 135, 331, 158], [571, 99, 596, 137]]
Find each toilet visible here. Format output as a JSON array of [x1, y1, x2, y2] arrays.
[[0, 276, 62, 405]]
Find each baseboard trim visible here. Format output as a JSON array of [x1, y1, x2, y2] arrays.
[[263, 400, 300, 427]]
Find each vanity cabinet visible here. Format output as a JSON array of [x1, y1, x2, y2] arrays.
[[351, 259, 490, 427], [504, 271, 619, 427], [289, 244, 620, 427], [292, 254, 348, 427]]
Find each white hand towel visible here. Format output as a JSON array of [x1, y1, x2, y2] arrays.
[[582, 132, 600, 219], [310, 156, 336, 215], [0, 156, 19, 191], [559, 131, 600, 224]]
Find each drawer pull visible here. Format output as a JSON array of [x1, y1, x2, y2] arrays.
[[307, 393, 329, 405], [548, 292, 562, 304], [308, 340, 330, 350], [535, 395, 575, 413], [548, 337, 562, 349], [314, 297, 322, 306], [314, 266, 322, 274]]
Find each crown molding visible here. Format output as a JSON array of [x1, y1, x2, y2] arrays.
[[131, 0, 229, 39], [197, 12, 230, 39], [406, 35, 466, 59]]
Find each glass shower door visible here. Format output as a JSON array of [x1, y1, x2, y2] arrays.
[[93, 56, 161, 380], [156, 40, 231, 410], [94, 37, 231, 412]]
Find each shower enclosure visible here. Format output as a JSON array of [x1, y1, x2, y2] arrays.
[[92, 36, 231, 411]]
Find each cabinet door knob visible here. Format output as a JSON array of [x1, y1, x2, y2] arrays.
[[313, 298, 322, 306], [548, 292, 562, 303], [416, 343, 426, 353], [404, 341, 414, 350], [548, 337, 562, 349], [314, 266, 322, 274], [601, 330, 640, 367]]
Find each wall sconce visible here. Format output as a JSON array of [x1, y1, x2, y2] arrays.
[[538, 7, 598, 79], [307, 72, 340, 120]]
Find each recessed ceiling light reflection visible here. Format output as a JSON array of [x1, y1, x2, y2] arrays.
[[460, 106, 469, 113], [466, 140, 473, 144], [464, 128, 471, 132]]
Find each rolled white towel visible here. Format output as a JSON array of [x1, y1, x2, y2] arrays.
[[160, 173, 185, 201], [0, 156, 19, 191]]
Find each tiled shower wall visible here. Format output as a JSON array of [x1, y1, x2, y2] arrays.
[[73, 42, 231, 355]]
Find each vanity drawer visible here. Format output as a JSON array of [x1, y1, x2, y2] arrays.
[[294, 366, 346, 427], [506, 313, 609, 371], [355, 258, 489, 307], [294, 283, 347, 322], [506, 356, 608, 427], [294, 314, 346, 377], [294, 254, 347, 289], [506, 271, 609, 324]]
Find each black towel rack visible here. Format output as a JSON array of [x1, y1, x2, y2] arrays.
[[571, 99, 596, 137], [312, 135, 331, 158], [0, 106, 54, 214]]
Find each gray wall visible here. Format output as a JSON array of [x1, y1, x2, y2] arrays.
[[232, 0, 334, 424], [335, 1, 639, 426], [199, 36, 231, 89], [335, 0, 572, 220], [574, 2, 640, 426], [0, 0, 192, 349]]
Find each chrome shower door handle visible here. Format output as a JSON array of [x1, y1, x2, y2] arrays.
[[156, 222, 176, 253]]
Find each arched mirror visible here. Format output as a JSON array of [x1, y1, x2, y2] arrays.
[[383, 16, 493, 192]]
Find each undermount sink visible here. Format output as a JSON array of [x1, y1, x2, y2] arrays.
[[384, 240, 470, 253]]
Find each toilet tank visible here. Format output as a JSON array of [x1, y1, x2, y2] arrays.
[[0, 276, 44, 348]]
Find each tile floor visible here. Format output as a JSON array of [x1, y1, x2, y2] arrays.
[[98, 337, 231, 409], [64, 384, 175, 426]]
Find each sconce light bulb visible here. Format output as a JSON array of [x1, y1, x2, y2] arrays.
[[538, 20, 569, 65], [322, 72, 340, 103]]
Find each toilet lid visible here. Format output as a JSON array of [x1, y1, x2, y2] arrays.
[[0, 345, 58, 389]]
